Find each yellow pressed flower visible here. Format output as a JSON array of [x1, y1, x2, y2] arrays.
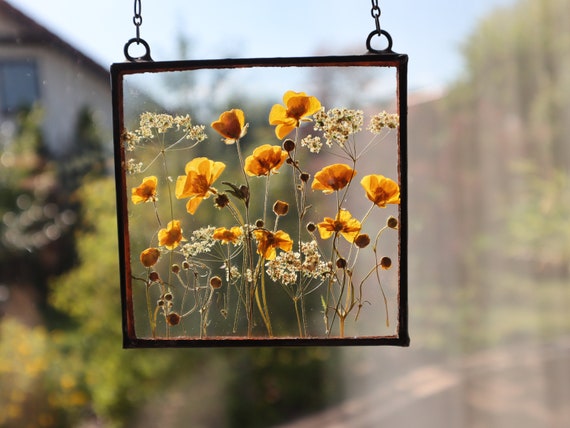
[[212, 226, 243, 244], [311, 164, 356, 194], [253, 229, 293, 260], [244, 144, 288, 177], [317, 209, 362, 243], [175, 157, 226, 214], [360, 174, 400, 207], [269, 90, 322, 139], [131, 176, 158, 204], [158, 220, 186, 250], [211, 109, 248, 144], [140, 247, 160, 267]]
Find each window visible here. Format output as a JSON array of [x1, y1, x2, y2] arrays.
[[0, 61, 40, 114]]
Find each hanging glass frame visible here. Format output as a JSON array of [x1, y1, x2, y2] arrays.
[[112, 53, 408, 347]]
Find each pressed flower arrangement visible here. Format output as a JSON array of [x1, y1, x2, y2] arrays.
[[112, 56, 408, 346]]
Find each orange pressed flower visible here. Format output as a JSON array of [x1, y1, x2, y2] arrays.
[[175, 157, 226, 214], [360, 174, 400, 207], [311, 164, 356, 194], [140, 247, 160, 267], [158, 220, 186, 250], [211, 109, 248, 144], [317, 209, 362, 243], [244, 144, 288, 177], [131, 176, 158, 204], [213, 226, 243, 244], [253, 229, 293, 260], [269, 90, 322, 139]]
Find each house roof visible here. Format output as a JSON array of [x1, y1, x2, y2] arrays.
[[0, 0, 109, 82]]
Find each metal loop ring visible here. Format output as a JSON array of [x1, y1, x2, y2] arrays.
[[366, 29, 393, 53], [124, 37, 153, 62]]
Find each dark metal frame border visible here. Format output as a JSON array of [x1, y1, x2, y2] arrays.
[[111, 53, 409, 348]]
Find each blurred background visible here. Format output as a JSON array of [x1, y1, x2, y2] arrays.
[[0, 0, 569, 427]]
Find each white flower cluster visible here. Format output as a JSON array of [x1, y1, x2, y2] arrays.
[[299, 240, 330, 279], [123, 131, 139, 152], [266, 250, 300, 286], [139, 112, 175, 135], [180, 226, 216, 257], [300, 134, 323, 154], [123, 112, 208, 152], [368, 111, 399, 134], [125, 158, 143, 174], [265, 240, 330, 286], [313, 108, 364, 147]]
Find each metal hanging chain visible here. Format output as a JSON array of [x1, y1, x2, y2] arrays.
[[133, 0, 143, 41], [124, 0, 153, 62], [371, 0, 382, 34], [366, 0, 393, 53]]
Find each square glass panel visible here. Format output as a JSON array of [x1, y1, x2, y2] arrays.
[[111, 54, 408, 347]]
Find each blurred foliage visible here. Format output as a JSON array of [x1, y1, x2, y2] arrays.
[[48, 178, 196, 426], [225, 347, 341, 428], [411, 0, 570, 353]]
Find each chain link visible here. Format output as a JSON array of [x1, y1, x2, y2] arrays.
[[133, 0, 142, 40], [366, 0, 393, 53], [370, 0, 381, 34], [124, 0, 152, 61]]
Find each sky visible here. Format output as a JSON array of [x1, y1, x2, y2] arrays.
[[8, 0, 517, 92]]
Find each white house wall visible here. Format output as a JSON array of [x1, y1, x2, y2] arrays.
[[0, 8, 112, 157]]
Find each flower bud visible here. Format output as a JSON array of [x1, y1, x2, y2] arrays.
[[166, 312, 181, 326], [140, 247, 160, 267], [306, 222, 316, 233], [273, 200, 289, 216], [283, 139, 296, 152], [149, 271, 160, 282], [214, 193, 230, 209], [171, 264, 180, 274], [386, 216, 399, 229], [336, 258, 347, 269], [256, 219, 265, 228], [210, 276, 223, 289], [239, 185, 250, 201], [354, 234, 371, 248], [380, 256, 392, 270], [299, 172, 310, 182]]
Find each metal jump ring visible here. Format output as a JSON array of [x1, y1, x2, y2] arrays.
[[366, 29, 393, 53], [124, 38, 153, 62]]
